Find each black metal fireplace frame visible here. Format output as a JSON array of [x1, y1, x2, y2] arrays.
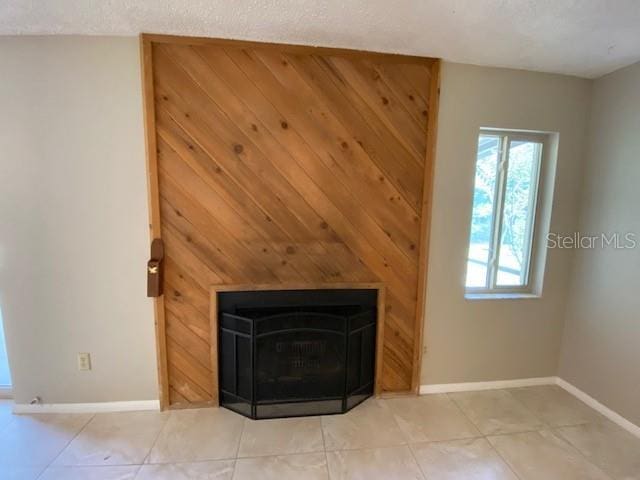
[[215, 286, 382, 419]]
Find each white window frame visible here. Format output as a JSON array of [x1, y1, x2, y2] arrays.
[[465, 129, 547, 296]]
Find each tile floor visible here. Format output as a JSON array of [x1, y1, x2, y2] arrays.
[[0, 385, 639, 479]]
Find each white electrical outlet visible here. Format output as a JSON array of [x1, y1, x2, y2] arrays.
[[77, 353, 92, 371]]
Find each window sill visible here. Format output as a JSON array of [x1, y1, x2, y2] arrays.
[[464, 292, 541, 301]]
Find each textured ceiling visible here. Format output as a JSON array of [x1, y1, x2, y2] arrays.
[[2, 0, 639, 78]]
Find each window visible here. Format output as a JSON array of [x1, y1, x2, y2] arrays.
[[465, 130, 546, 294]]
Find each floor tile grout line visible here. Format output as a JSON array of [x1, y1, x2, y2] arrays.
[[490, 428, 615, 480], [229, 458, 238, 480], [321, 400, 409, 452], [235, 447, 326, 460], [323, 450, 331, 479], [323, 441, 411, 455], [379, 397, 415, 445], [140, 409, 172, 465], [447, 389, 551, 434], [506, 385, 614, 430], [543, 427, 617, 479], [482, 427, 551, 438], [406, 442, 429, 480], [133, 463, 145, 479], [31, 433, 613, 480], [35, 410, 169, 473], [386, 400, 483, 444], [486, 439, 524, 480], [319, 416, 331, 479], [142, 456, 237, 466], [229, 450, 327, 461], [233, 415, 325, 459], [235, 417, 248, 459], [484, 425, 616, 480], [444, 391, 526, 480], [34, 412, 96, 479], [500, 387, 551, 428], [403, 432, 485, 445], [444, 391, 485, 435]]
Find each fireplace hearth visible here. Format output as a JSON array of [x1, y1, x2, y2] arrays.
[[218, 289, 377, 419]]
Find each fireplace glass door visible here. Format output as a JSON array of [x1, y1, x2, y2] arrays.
[[218, 289, 377, 419]]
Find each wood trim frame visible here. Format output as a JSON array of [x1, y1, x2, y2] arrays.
[[141, 33, 435, 66], [209, 282, 386, 406], [411, 59, 441, 393], [140, 36, 170, 410], [140, 33, 441, 408]]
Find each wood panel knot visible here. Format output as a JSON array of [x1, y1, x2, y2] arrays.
[[233, 144, 244, 154]]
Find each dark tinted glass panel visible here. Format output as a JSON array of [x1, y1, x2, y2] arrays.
[[236, 336, 252, 400], [219, 330, 235, 394], [256, 330, 345, 401], [221, 313, 252, 335], [346, 331, 362, 393], [350, 309, 376, 331], [255, 313, 346, 335]]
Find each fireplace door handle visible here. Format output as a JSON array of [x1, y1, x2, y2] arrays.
[[147, 238, 164, 297]]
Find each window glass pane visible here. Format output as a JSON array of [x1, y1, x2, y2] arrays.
[[496, 140, 541, 286], [466, 135, 500, 288]]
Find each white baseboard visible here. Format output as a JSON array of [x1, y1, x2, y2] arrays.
[[555, 377, 640, 439], [419, 376, 556, 394], [12, 400, 160, 414]]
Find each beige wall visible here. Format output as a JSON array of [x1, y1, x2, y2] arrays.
[[558, 62, 640, 426], [0, 37, 157, 404], [421, 63, 591, 385]]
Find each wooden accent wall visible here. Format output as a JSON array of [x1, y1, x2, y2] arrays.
[[141, 34, 440, 408]]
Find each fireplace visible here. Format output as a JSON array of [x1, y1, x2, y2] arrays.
[[217, 288, 378, 419]]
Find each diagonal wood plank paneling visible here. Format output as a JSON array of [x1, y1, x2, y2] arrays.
[[142, 35, 439, 407]]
